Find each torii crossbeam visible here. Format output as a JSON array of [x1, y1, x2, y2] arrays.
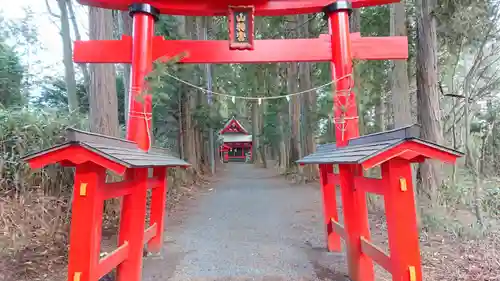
[[66, 0, 418, 281], [79, 0, 402, 15], [74, 33, 408, 63]]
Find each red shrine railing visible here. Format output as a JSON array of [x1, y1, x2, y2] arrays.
[[20, 0, 450, 281], [22, 129, 189, 281], [298, 126, 463, 281]]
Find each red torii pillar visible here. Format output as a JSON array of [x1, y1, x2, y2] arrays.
[[116, 4, 160, 281], [126, 3, 158, 151], [326, 2, 374, 280]]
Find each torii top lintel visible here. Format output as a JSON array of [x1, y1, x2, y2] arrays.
[[77, 0, 400, 16]]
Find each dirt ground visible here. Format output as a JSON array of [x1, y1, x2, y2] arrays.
[[142, 163, 349, 281]]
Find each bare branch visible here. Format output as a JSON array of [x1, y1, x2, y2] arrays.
[[67, 0, 90, 94], [45, 0, 61, 18]]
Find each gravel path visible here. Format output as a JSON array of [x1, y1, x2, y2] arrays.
[[142, 164, 349, 281]]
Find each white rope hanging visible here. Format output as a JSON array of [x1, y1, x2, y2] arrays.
[[128, 72, 357, 144], [162, 72, 353, 101]]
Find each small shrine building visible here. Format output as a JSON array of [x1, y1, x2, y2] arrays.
[[218, 117, 252, 162]]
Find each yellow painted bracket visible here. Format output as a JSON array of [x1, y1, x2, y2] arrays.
[[79, 183, 88, 196], [399, 177, 407, 192], [409, 266, 416, 281]]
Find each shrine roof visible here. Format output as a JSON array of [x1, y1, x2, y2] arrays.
[[220, 117, 249, 135], [22, 128, 189, 174], [298, 125, 463, 169], [76, 0, 401, 16], [222, 134, 253, 143]]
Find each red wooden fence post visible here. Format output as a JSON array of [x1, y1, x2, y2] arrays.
[[382, 159, 422, 281], [67, 163, 105, 281], [319, 164, 341, 252], [148, 167, 168, 253], [126, 3, 158, 152], [338, 164, 374, 281], [116, 168, 149, 281]]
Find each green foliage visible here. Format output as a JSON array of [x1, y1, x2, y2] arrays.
[[360, 6, 390, 36], [0, 8, 42, 109], [34, 77, 88, 112], [0, 42, 24, 108], [33, 75, 127, 124], [0, 107, 84, 195]]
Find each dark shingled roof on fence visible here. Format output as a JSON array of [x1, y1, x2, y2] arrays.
[[299, 124, 462, 165], [22, 128, 190, 168]]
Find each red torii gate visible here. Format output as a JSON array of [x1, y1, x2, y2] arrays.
[[68, 0, 409, 281]]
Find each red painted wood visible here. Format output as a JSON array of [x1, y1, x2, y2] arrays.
[[143, 224, 158, 244], [116, 168, 149, 281], [408, 155, 426, 163], [382, 159, 422, 281], [354, 176, 384, 195], [319, 164, 341, 252], [126, 12, 155, 151], [330, 218, 347, 239], [26, 145, 127, 175], [220, 118, 249, 134], [329, 9, 359, 146], [67, 163, 106, 281], [350, 33, 408, 60], [228, 5, 255, 50], [339, 164, 374, 281], [360, 237, 391, 272], [361, 141, 460, 169], [148, 167, 168, 253], [327, 173, 340, 186], [97, 242, 130, 279], [223, 142, 252, 148], [102, 181, 134, 199], [77, 0, 401, 16], [328, 8, 373, 279], [73, 34, 408, 64], [102, 178, 161, 200], [397, 149, 420, 160], [59, 160, 76, 167]]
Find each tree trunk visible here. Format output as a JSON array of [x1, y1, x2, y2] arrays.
[[120, 11, 133, 124], [464, 79, 473, 168], [88, 6, 121, 223], [67, 0, 90, 95], [349, 8, 361, 31], [57, 0, 79, 117], [375, 94, 386, 131], [176, 16, 186, 160], [88, 7, 120, 137], [252, 100, 261, 166], [297, 14, 318, 180], [451, 99, 459, 186], [390, 1, 412, 127], [350, 8, 365, 135], [287, 16, 301, 179], [415, 0, 443, 204], [180, 16, 203, 178], [260, 104, 267, 168], [288, 63, 301, 166], [276, 63, 289, 173]]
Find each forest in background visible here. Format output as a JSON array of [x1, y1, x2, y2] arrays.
[[1, 0, 500, 280]]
